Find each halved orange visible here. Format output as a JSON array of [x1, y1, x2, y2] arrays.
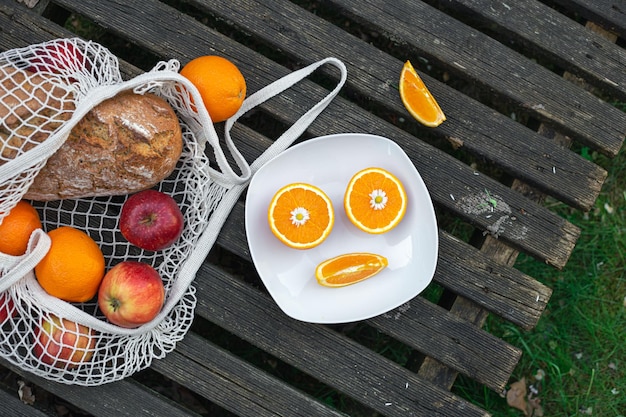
[[316, 252, 388, 287], [399, 60, 446, 128], [268, 183, 334, 249], [344, 167, 407, 234]]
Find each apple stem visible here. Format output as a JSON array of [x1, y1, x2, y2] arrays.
[[108, 298, 121, 312], [141, 214, 156, 226]]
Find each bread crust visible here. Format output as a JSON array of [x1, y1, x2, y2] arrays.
[[1, 66, 74, 161], [25, 91, 183, 200]]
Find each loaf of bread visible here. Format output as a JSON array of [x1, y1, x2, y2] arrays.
[[25, 90, 183, 201], [1, 65, 74, 162]]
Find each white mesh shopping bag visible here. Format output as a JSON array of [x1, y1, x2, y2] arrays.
[[0, 38, 346, 385]]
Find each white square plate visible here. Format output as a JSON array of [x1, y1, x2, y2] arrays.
[[245, 133, 438, 323]]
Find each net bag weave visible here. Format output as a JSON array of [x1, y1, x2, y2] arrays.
[[0, 38, 346, 385]]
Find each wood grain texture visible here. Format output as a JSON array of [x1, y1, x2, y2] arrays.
[[151, 333, 347, 417], [219, 201, 551, 330], [194, 262, 491, 416], [0, 386, 50, 417], [0, 358, 200, 417], [1, 0, 623, 416], [440, 0, 626, 100], [325, 0, 625, 157], [416, 13, 623, 393], [549, 0, 626, 38], [47, 0, 583, 268], [192, 0, 608, 211]]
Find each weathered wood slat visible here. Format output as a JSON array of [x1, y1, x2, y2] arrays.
[[211, 116, 553, 329], [195, 260, 523, 394], [440, 0, 626, 100], [151, 332, 347, 417], [192, 0, 607, 212], [434, 232, 551, 329], [0, 359, 199, 417], [0, 386, 49, 417], [47, 0, 582, 267], [417, 16, 625, 392], [2, 2, 618, 417], [414, 170, 570, 390], [241, 83, 581, 269], [325, 0, 626, 157], [7, 3, 579, 267], [549, 0, 626, 38], [219, 195, 551, 330], [1, 0, 556, 374], [0, 3, 66, 48], [194, 262, 492, 416], [3, 0, 528, 387], [366, 295, 523, 385], [0, 6, 512, 415]]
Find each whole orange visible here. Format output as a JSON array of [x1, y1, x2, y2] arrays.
[[180, 55, 246, 122], [35, 226, 105, 303], [0, 200, 42, 256]]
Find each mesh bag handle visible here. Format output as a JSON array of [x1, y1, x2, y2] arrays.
[[164, 57, 348, 322], [0, 38, 347, 385]]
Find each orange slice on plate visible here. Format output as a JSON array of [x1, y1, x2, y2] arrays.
[[399, 60, 446, 127], [316, 252, 388, 287], [268, 183, 334, 249], [344, 167, 407, 234]]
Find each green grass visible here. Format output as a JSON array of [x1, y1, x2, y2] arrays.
[[453, 114, 626, 416]]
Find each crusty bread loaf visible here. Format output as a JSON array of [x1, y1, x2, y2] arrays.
[[1, 66, 74, 162], [25, 91, 183, 201]]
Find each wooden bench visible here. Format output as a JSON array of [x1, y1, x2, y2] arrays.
[[0, 0, 624, 415]]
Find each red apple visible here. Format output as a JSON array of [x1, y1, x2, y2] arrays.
[[98, 261, 165, 328], [119, 189, 184, 251], [33, 314, 97, 369], [0, 293, 16, 323], [26, 39, 87, 75]]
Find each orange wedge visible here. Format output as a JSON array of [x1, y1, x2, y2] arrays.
[[268, 183, 334, 249], [399, 60, 446, 127], [316, 252, 388, 287], [344, 167, 408, 234]]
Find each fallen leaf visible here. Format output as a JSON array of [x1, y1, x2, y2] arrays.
[[528, 397, 544, 416], [17, 380, 35, 405], [506, 378, 528, 415]]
